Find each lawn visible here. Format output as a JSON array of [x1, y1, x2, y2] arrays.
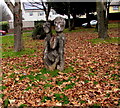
[[1, 23, 120, 107]]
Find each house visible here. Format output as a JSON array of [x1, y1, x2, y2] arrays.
[[9, 2, 68, 29], [22, 2, 68, 21], [109, 0, 120, 13]]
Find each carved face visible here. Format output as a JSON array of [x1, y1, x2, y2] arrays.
[[54, 17, 66, 33], [43, 22, 51, 33]]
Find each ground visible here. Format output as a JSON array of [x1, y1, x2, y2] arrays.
[[1, 24, 120, 107]]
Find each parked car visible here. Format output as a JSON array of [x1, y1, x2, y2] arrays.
[[82, 20, 97, 27], [0, 30, 6, 35]]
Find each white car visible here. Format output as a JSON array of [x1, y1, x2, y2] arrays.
[[90, 20, 97, 26], [82, 20, 97, 27]]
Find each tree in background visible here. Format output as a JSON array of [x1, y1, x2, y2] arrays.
[[50, 2, 96, 30], [50, 2, 72, 31], [5, 0, 23, 52], [96, 1, 109, 39], [0, 4, 11, 21]]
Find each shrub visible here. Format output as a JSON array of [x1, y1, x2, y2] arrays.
[[32, 22, 46, 40], [0, 21, 9, 33]]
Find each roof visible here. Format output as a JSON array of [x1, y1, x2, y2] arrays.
[[23, 2, 44, 10], [110, 0, 120, 6]]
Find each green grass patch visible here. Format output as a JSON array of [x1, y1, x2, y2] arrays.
[[92, 104, 101, 108], [0, 77, 2, 81], [40, 68, 59, 77], [1, 32, 36, 58], [88, 67, 97, 72], [19, 72, 49, 81], [63, 83, 75, 90], [19, 104, 27, 108], [110, 74, 120, 81], [54, 93, 70, 104], [62, 66, 74, 73], [105, 93, 110, 97], [87, 37, 119, 44], [56, 77, 72, 86], [0, 94, 4, 98], [3, 99, 10, 107], [43, 84, 53, 89], [8, 73, 15, 78], [2, 48, 35, 58], [93, 81, 99, 85], [84, 80, 90, 84], [88, 72, 96, 76], [108, 23, 119, 29], [25, 86, 32, 91], [19, 75, 27, 80], [80, 100, 86, 104], [0, 86, 7, 90], [41, 96, 52, 103]]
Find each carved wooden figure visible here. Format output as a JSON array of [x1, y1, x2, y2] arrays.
[[43, 17, 66, 71]]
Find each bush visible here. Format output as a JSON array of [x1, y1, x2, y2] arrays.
[[32, 22, 46, 40], [0, 21, 9, 33]]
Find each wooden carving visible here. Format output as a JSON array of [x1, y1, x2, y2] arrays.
[[43, 17, 66, 71]]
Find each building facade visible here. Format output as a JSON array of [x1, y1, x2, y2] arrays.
[[9, 2, 68, 29]]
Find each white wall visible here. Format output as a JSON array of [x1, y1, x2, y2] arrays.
[[22, 9, 68, 21], [9, 20, 34, 29]]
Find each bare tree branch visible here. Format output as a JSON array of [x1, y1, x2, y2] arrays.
[[26, 0, 51, 21], [4, 0, 14, 13]]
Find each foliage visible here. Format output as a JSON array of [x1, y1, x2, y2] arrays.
[[32, 22, 46, 40], [0, 21, 9, 32], [51, 2, 96, 16]]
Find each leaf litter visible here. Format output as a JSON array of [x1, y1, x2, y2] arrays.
[[1, 28, 120, 107]]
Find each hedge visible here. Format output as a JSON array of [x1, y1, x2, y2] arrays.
[[0, 21, 9, 33]]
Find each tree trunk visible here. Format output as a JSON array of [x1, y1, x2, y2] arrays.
[[5, 0, 23, 52], [67, 2, 72, 31], [107, 2, 110, 29], [41, 0, 51, 21], [97, 1, 109, 39], [71, 12, 76, 30], [14, 1, 23, 52], [45, 11, 49, 21], [86, 9, 91, 28]]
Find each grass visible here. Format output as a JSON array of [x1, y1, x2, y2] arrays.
[[1, 32, 38, 58], [87, 37, 120, 44], [63, 83, 75, 90], [108, 23, 119, 29], [54, 93, 70, 104], [1, 23, 119, 58], [2, 48, 35, 58]]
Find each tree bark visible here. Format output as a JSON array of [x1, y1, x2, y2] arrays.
[[86, 9, 91, 28], [97, 1, 109, 39], [14, 1, 23, 52], [41, 0, 51, 21], [71, 12, 76, 30], [107, 2, 110, 29], [5, 0, 23, 52], [67, 2, 72, 31]]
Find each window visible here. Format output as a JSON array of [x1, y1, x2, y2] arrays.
[[113, 6, 119, 10], [38, 12, 44, 16], [52, 11, 57, 15], [29, 12, 33, 16]]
